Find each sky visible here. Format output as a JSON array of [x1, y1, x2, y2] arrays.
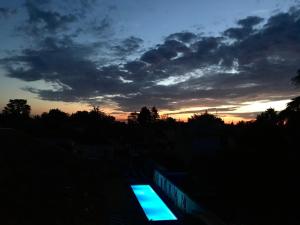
[[0, 0, 300, 122]]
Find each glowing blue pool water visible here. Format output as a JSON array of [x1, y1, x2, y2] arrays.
[[131, 185, 177, 221]]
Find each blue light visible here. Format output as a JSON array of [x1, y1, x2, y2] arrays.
[[131, 185, 177, 221]]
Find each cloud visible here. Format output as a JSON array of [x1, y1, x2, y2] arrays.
[[237, 16, 264, 27], [112, 36, 143, 57], [78, 0, 97, 9], [3, 36, 120, 89], [1, 4, 300, 116], [223, 16, 264, 40], [22, 0, 77, 35], [92, 17, 111, 35], [140, 40, 190, 65], [166, 32, 198, 43], [0, 7, 17, 18]]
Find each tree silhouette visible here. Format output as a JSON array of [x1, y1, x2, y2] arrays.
[[291, 69, 300, 86], [286, 96, 300, 112], [137, 106, 152, 125], [256, 108, 278, 126], [128, 111, 139, 124], [89, 106, 115, 122], [163, 116, 176, 124], [2, 99, 31, 118], [151, 107, 159, 121], [42, 108, 69, 122], [188, 111, 224, 126], [70, 111, 90, 122], [279, 96, 300, 128]]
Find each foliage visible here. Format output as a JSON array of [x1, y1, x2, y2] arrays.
[[278, 96, 300, 128], [2, 99, 31, 118], [256, 108, 278, 126], [137, 106, 152, 125], [291, 69, 300, 86], [127, 111, 139, 124], [286, 96, 300, 112], [129, 106, 160, 125], [151, 107, 159, 120], [41, 108, 69, 122], [188, 111, 224, 126]]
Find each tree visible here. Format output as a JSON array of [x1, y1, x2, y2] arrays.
[[128, 111, 139, 124], [137, 106, 152, 125], [162, 116, 177, 125], [89, 106, 115, 123], [278, 96, 300, 128], [291, 69, 300, 86], [188, 111, 224, 126], [41, 109, 69, 123], [151, 107, 159, 121], [286, 96, 300, 112], [256, 108, 278, 126], [2, 99, 31, 118], [70, 111, 90, 122]]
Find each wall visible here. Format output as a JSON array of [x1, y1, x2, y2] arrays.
[[153, 170, 202, 215]]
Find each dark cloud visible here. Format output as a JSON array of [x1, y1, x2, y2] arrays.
[[193, 37, 222, 58], [1, 5, 300, 114], [124, 61, 147, 73], [91, 17, 111, 35], [141, 49, 166, 64], [21, 0, 77, 35], [113, 36, 143, 56], [237, 16, 264, 27], [0, 7, 17, 18], [79, 0, 96, 9], [141, 40, 189, 64], [108, 5, 118, 11], [5, 44, 96, 82], [1, 34, 145, 106], [116, 7, 300, 111], [224, 16, 264, 40], [223, 27, 253, 40], [166, 32, 197, 43], [27, 0, 51, 5]]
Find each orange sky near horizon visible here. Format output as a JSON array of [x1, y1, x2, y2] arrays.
[[0, 96, 291, 124]]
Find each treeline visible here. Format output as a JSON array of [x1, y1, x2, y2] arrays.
[[1, 96, 300, 130]]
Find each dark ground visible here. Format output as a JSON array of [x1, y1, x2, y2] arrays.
[[0, 121, 297, 225], [0, 129, 147, 225]]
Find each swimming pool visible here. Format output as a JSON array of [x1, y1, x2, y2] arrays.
[[131, 185, 177, 221]]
